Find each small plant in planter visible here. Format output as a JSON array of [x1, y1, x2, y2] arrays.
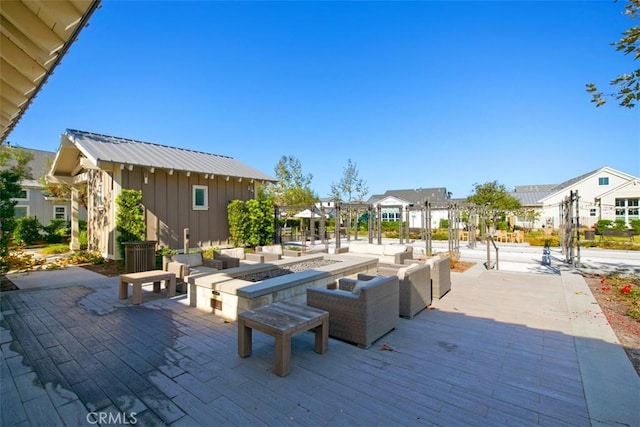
[[156, 246, 178, 269], [283, 245, 303, 257]]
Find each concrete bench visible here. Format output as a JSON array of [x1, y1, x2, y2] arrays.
[[119, 270, 176, 305]]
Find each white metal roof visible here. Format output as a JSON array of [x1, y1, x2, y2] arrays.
[[57, 129, 275, 182]]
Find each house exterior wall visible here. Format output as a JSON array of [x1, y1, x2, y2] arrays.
[[540, 170, 635, 229], [375, 196, 449, 229], [599, 181, 640, 226], [87, 164, 259, 259], [13, 184, 83, 226]]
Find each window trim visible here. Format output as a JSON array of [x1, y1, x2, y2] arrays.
[[192, 185, 209, 210], [53, 205, 68, 220], [14, 205, 29, 217], [598, 177, 609, 186], [12, 189, 29, 201]]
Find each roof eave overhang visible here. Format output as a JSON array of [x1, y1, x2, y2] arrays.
[[1, 0, 102, 143]]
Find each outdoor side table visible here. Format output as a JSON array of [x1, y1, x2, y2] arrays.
[[237, 301, 329, 377], [119, 270, 176, 305]]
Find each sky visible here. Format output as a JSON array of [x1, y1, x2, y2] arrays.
[[6, 0, 640, 199]]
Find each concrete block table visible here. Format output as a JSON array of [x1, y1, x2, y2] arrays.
[[119, 270, 176, 305], [237, 301, 329, 376]]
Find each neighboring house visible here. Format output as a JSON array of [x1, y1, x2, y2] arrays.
[[4, 147, 80, 225], [510, 184, 556, 229], [49, 129, 276, 259], [535, 167, 639, 229], [367, 188, 453, 229], [315, 198, 337, 218]]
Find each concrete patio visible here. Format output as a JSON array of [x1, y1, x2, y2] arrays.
[[1, 245, 638, 426]]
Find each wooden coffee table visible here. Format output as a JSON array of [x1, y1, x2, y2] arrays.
[[237, 301, 329, 376]]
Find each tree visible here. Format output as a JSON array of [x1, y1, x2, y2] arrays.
[[115, 189, 146, 259], [466, 181, 521, 231], [586, 0, 640, 108], [1, 146, 33, 273], [330, 159, 369, 203], [516, 208, 541, 232], [265, 155, 318, 210]]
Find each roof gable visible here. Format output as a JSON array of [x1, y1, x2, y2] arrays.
[[596, 178, 640, 199], [52, 129, 275, 182], [540, 166, 639, 202]]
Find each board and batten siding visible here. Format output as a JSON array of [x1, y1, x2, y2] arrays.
[[118, 166, 256, 252]]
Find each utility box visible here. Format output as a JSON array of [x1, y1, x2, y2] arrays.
[[123, 241, 157, 273]]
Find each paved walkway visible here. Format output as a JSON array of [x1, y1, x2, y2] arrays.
[[1, 248, 639, 426]]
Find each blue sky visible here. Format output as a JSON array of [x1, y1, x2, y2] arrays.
[[6, 0, 640, 199]]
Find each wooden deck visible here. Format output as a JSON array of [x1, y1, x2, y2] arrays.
[[1, 266, 637, 426]]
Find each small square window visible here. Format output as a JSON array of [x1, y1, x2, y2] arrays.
[[193, 185, 208, 210], [54, 206, 67, 220], [589, 209, 596, 217], [598, 177, 609, 185], [14, 206, 28, 217]]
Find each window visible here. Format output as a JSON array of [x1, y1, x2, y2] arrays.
[[598, 177, 609, 185], [381, 211, 400, 221], [14, 206, 28, 217], [53, 206, 67, 220], [192, 185, 208, 210], [16, 189, 28, 200], [590, 209, 597, 217], [615, 199, 625, 207]]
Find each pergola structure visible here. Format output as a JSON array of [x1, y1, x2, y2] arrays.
[[1, 0, 101, 143]]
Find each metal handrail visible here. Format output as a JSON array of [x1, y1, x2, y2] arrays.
[[486, 236, 499, 270]]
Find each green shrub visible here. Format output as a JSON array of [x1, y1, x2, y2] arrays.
[[115, 189, 146, 259], [68, 250, 105, 265], [631, 219, 640, 235], [227, 199, 274, 247], [12, 217, 42, 245], [432, 229, 449, 240], [78, 230, 88, 250], [595, 219, 613, 234], [613, 219, 627, 231], [43, 219, 70, 243]]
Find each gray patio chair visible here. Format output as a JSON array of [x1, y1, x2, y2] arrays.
[[374, 262, 432, 318], [306, 275, 399, 349]]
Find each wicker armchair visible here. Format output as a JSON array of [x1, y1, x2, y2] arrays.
[[404, 256, 451, 300], [306, 275, 399, 349], [375, 262, 432, 319]]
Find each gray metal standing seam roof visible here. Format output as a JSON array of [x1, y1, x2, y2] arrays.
[[65, 129, 276, 182]]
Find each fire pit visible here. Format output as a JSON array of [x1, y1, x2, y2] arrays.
[[188, 254, 378, 320]]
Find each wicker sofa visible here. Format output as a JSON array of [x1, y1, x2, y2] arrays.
[[347, 243, 413, 265], [373, 262, 432, 319], [166, 253, 220, 287], [306, 275, 399, 348]]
